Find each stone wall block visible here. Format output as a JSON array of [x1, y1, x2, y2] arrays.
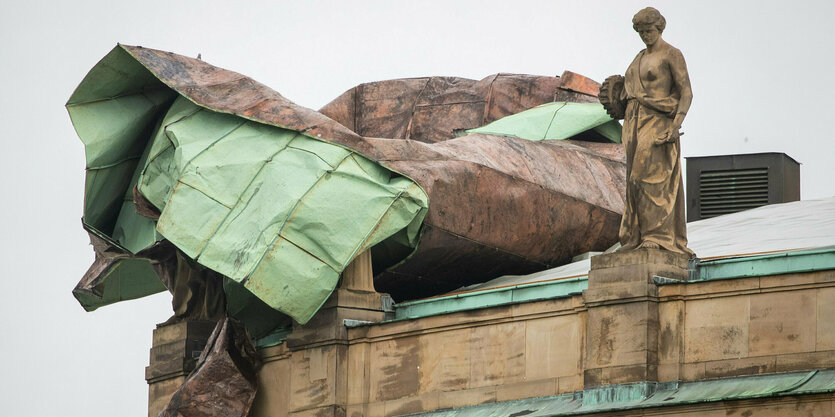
[[437, 385, 497, 409], [817, 287, 835, 351], [469, 322, 525, 388], [368, 337, 420, 402], [525, 315, 583, 381], [418, 328, 471, 393], [346, 343, 370, 405], [749, 290, 817, 356], [496, 378, 557, 402], [252, 357, 291, 416], [289, 346, 337, 412], [684, 296, 750, 363]]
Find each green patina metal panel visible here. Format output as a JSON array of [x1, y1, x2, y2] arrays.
[[693, 246, 835, 282], [67, 47, 429, 324], [72, 257, 167, 311], [393, 276, 587, 320], [136, 97, 427, 323], [793, 369, 835, 394], [466, 102, 622, 143]]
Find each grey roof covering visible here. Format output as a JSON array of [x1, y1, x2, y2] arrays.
[[458, 196, 835, 292]]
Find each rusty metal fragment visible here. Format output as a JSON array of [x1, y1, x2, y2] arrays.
[[362, 135, 625, 299], [319, 71, 605, 143], [158, 317, 261, 417], [133, 185, 160, 220], [319, 74, 556, 142], [73, 229, 168, 310]]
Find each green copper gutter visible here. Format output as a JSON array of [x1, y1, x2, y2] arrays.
[[404, 369, 835, 416], [691, 245, 835, 282], [394, 276, 587, 320], [391, 246, 835, 321]]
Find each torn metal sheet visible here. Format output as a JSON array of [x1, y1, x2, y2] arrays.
[[365, 135, 625, 299], [73, 226, 167, 311], [68, 45, 625, 325], [319, 71, 607, 144], [138, 96, 427, 322], [319, 74, 565, 143], [159, 317, 261, 417], [68, 48, 428, 324], [466, 101, 623, 143]]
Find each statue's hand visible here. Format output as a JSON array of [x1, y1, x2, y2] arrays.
[[655, 129, 683, 145]]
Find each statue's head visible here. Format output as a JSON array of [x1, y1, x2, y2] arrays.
[[632, 7, 665, 47]]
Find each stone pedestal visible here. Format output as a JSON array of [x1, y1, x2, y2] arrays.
[[583, 249, 690, 388], [145, 320, 216, 417], [286, 250, 391, 349]]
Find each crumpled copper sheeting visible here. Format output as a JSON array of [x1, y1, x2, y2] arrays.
[[74, 230, 169, 303], [123, 46, 373, 154], [75, 232, 226, 321], [319, 72, 601, 143], [153, 250, 226, 323], [133, 185, 160, 219], [119, 45, 624, 300], [75, 231, 133, 300], [158, 317, 261, 417], [363, 136, 625, 299]]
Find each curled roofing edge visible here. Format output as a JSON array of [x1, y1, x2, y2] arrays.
[[67, 45, 429, 326], [466, 101, 623, 143]]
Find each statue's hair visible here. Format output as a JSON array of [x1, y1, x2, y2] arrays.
[[632, 7, 666, 33]]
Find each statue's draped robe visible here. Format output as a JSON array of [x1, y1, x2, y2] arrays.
[[619, 49, 694, 256]]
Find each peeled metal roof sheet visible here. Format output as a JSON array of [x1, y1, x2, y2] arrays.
[[466, 101, 622, 143], [67, 46, 428, 325], [68, 45, 627, 327]]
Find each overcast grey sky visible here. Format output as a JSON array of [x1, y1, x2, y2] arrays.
[[1, 1, 834, 415]]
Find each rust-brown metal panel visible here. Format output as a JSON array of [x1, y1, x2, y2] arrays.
[[320, 73, 580, 143], [158, 318, 260, 417], [367, 136, 624, 299]]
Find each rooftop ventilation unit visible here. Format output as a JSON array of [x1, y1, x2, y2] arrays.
[[685, 153, 800, 221]]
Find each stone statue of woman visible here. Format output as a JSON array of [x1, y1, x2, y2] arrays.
[[600, 7, 695, 257]]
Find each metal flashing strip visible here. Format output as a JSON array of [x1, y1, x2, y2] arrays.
[[692, 245, 835, 282], [392, 246, 835, 320], [254, 327, 292, 349], [403, 369, 835, 417], [582, 381, 678, 406], [393, 276, 587, 320]]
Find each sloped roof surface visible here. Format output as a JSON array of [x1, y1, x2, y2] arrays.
[[460, 196, 835, 291]]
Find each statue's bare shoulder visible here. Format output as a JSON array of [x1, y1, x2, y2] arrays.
[[662, 44, 687, 69]]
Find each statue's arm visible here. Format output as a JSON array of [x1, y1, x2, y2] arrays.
[[668, 48, 692, 133]]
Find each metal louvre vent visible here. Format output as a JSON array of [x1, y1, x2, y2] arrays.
[[699, 168, 769, 218], [686, 153, 799, 222]]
